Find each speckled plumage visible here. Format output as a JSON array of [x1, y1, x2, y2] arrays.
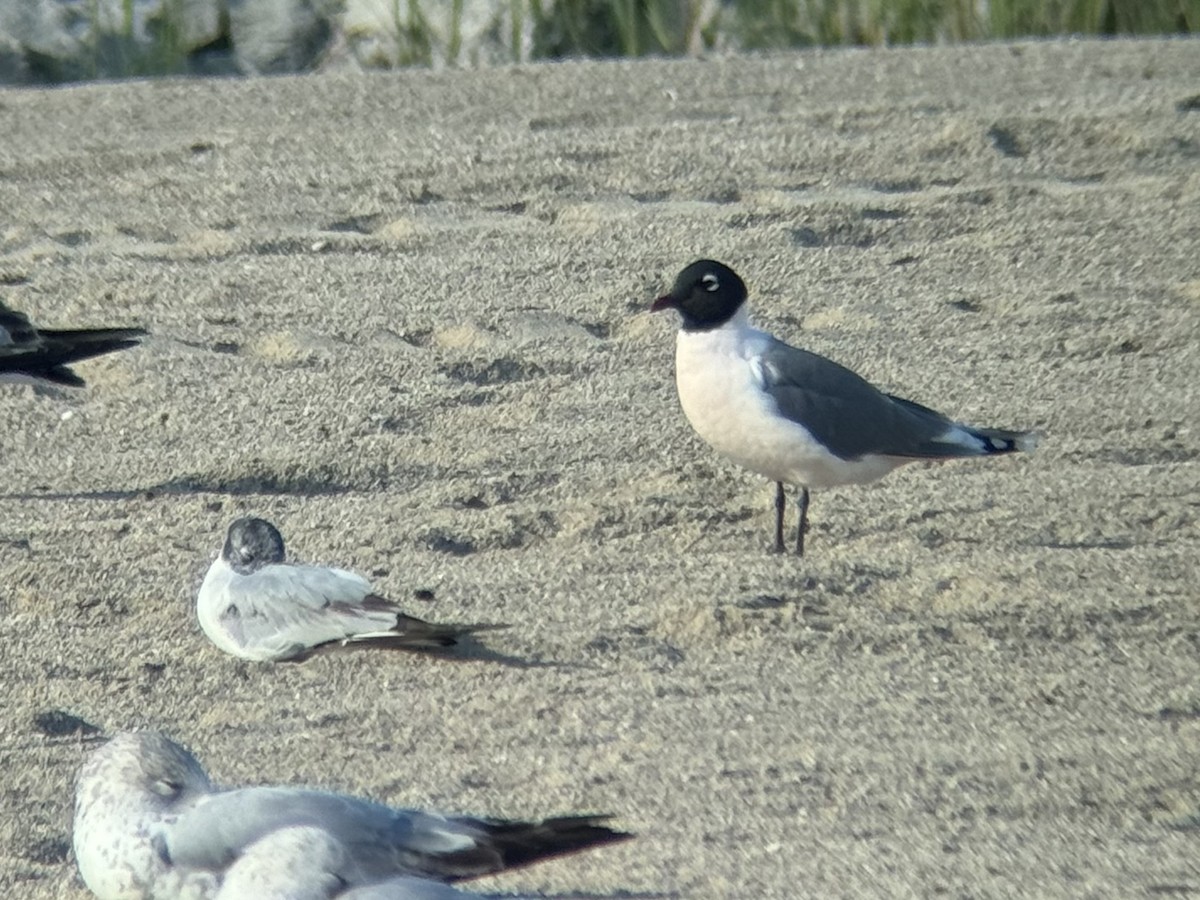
[[73, 732, 218, 900], [74, 731, 629, 899]]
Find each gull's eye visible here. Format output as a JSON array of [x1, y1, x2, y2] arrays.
[[151, 778, 183, 798], [701, 273, 719, 292]]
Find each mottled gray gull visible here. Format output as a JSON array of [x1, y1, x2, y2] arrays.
[[73, 731, 218, 900], [74, 731, 630, 900]]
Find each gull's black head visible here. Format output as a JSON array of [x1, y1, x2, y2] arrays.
[[222, 517, 286, 575], [651, 260, 748, 331]]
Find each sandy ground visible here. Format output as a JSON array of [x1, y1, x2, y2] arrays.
[[1, 38, 1198, 899]]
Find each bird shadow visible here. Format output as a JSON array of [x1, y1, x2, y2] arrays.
[[437, 635, 580, 671], [308, 634, 584, 672], [0, 470, 359, 502]]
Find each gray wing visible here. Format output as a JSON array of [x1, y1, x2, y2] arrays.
[[165, 787, 500, 881], [216, 564, 401, 660], [755, 339, 975, 460]]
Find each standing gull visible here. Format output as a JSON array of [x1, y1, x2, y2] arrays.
[[197, 517, 505, 662], [651, 259, 1038, 555], [75, 732, 627, 899], [0, 301, 145, 387]]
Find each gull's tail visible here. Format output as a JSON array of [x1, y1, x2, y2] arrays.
[[962, 425, 1041, 455], [465, 814, 633, 878], [390, 613, 509, 650], [885, 394, 1041, 459], [342, 609, 510, 654], [2, 326, 148, 386], [398, 812, 632, 882]]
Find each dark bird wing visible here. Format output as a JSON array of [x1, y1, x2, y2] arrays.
[[0, 303, 146, 386], [339, 602, 509, 654], [756, 338, 1031, 459]]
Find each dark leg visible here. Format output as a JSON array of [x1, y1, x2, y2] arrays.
[[773, 482, 786, 554], [795, 486, 810, 556]]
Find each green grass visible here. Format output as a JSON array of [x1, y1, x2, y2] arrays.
[[34, 0, 1200, 83], [82, 0, 192, 79]]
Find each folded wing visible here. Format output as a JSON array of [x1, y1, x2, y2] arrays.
[[756, 339, 1030, 460], [209, 564, 396, 661], [165, 787, 630, 883]]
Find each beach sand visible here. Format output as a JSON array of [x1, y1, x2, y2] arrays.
[[1, 37, 1198, 898]]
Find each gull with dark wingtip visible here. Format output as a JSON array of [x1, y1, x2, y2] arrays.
[[75, 731, 631, 900], [0, 301, 146, 387], [651, 259, 1039, 555], [197, 517, 505, 662]]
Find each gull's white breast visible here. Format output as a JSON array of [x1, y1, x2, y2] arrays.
[[196, 557, 247, 659]]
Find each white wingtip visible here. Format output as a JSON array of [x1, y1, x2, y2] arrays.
[[1014, 431, 1042, 453]]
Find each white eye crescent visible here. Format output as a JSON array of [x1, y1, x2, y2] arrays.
[[151, 778, 182, 798], [701, 273, 719, 292]]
